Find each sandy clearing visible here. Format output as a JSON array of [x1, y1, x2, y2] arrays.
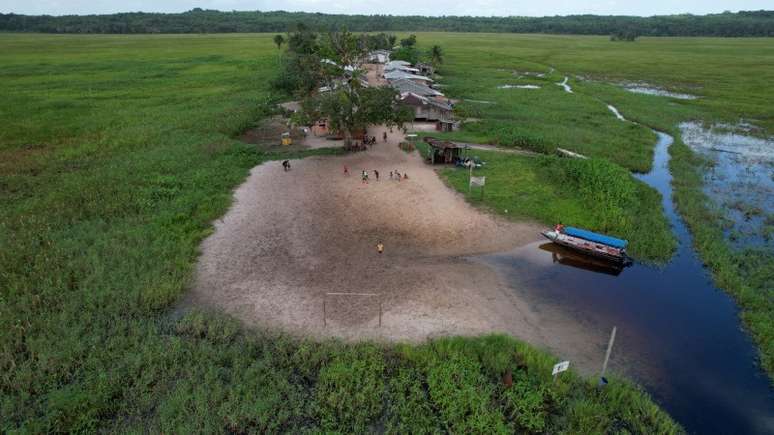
[[187, 124, 552, 343]]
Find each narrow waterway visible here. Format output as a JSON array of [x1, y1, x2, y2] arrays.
[[479, 132, 774, 433]]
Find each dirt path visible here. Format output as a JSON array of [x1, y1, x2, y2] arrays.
[[187, 124, 553, 343]]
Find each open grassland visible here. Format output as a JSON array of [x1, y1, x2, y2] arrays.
[[417, 33, 774, 378], [0, 33, 679, 431]]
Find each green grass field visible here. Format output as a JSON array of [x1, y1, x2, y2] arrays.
[[0, 33, 682, 432], [415, 33, 774, 377]]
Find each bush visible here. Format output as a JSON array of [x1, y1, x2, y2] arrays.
[[314, 345, 386, 432]]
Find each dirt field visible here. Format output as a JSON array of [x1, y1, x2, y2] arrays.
[[187, 124, 555, 343]]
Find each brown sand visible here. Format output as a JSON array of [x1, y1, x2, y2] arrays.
[[188, 124, 553, 343]]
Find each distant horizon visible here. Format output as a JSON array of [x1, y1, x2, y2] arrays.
[[1, 0, 771, 19], [3, 9, 772, 18]]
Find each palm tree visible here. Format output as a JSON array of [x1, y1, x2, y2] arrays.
[[430, 45, 444, 67]]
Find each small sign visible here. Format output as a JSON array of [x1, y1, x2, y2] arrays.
[[470, 176, 486, 187], [552, 361, 570, 376]]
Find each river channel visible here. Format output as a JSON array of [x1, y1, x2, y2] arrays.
[[479, 132, 774, 434]]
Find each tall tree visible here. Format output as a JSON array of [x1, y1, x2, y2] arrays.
[[300, 75, 412, 148], [429, 45, 444, 67], [273, 34, 285, 50], [295, 30, 413, 148], [400, 34, 417, 47]]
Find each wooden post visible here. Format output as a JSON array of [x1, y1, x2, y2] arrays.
[[468, 163, 473, 193], [379, 299, 382, 327], [601, 326, 617, 378]]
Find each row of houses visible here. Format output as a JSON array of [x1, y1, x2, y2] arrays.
[[377, 58, 455, 130], [300, 51, 456, 138]]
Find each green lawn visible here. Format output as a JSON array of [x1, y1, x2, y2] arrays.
[[415, 32, 774, 378], [0, 33, 680, 432]]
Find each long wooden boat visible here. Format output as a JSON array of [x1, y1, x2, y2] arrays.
[[541, 225, 632, 265]]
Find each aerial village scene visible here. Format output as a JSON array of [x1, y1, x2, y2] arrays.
[[2, 5, 774, 434]]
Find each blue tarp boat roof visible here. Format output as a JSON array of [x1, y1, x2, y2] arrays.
[[565, 226, 628, 249]]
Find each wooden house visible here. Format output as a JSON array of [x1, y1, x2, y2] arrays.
[[399, 92, 453, 122], [424, 137, 463, 164]]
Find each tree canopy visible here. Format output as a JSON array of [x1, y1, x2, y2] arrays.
[[278, 28, 412, 147], [1, 10, 773, 37]]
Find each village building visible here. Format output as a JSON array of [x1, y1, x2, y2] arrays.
[[390, 78, 445, 99], [384, 70, 434, 84], [415, 62, 435, 76], [384, 61, 419, 73], [386, 60, 411, 67], [399, 92, 453, 122], [423, 137, 463, 164], [367, 50, 390, 64]]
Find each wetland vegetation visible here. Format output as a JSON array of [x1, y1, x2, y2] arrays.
[[0, 33, 682, 432], [418, 32, 774, 378]]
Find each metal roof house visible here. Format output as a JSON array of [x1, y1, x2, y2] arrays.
[[399, 92, 453, 122], [423, 137, 463, 164], [390, 79, 444, 98], [385, 64, 419, 73], [384, 70, 434, 84], [367, 50, 390, 64]]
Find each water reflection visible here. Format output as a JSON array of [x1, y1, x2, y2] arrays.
[[538, 242, 625, 276], [480, 132, 774, 434]]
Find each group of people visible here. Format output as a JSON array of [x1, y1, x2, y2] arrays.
[[342, 165, 408, 184], [389, 170, 409, 181]]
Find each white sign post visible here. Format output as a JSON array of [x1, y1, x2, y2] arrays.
[[552, 360, 570, 383], [469, 175, 486, 199], [469, 176, 486, 187]]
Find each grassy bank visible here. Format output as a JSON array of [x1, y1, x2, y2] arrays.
[[415, 141, 674, 261], [417, 33, 773, 378], [0, 33, 680, 431], [668, 139, 774, 377]]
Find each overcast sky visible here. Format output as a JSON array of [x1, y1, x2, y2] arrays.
[[0, 0, 769, 17]]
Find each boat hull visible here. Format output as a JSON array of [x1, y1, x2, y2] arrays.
[[541, 230, 631, 265]]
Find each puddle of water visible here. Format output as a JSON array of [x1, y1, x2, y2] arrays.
[[465, 99, 495, 104], [479, 132, 774, 434], [556, 76, 573, 93], [513, 71, 548, 78], [498, 84, 541, 89], [680, 122, 774, 249], [624, 86, 698, 100], [607, 104, 627, 122]]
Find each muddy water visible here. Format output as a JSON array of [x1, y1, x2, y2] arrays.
[[479, 132, 774, 434]]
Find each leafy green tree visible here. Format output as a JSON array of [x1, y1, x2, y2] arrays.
[[287, 23, 318, 55], [388, 35, 397, 47], [390, 46, 419, 64], [400, 34, 417, 47], [326, 28, 363, 68], [273, 34, 285, 50], [300, 77, 412, 148], [294, 30, 413, 148]]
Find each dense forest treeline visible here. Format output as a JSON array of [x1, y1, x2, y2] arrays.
[[1, 9, 773, 36]]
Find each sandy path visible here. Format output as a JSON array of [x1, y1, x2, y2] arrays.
[[188, 125, 550, 342]]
